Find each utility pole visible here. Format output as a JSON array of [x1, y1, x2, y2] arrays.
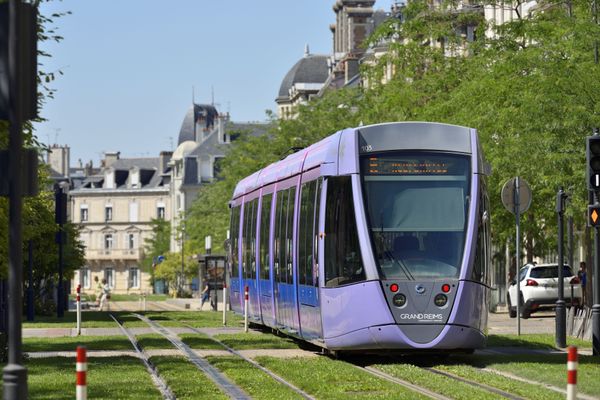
[[556, 187, 567, 348], [3, 1, 25, 397]]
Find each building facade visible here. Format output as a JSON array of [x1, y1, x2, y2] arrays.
[[70, 152, 172, 295]]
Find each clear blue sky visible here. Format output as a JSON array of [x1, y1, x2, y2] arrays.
[[35, 0, 397, 165]]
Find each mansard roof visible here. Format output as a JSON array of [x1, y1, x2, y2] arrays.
[[178, 103, 219, 145], [276, 54, 329, 102]]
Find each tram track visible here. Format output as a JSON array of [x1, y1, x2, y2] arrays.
[[108, 313, 176, 400], [343, 356, 527, 400]]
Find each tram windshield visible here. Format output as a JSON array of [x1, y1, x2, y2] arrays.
[[361, 152, 471, 280]]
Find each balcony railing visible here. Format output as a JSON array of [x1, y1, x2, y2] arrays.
[[86, 248, 143, 260]]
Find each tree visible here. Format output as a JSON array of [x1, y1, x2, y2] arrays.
[[141, 218, 171, 276]]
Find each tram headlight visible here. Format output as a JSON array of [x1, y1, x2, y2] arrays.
[[392, 293, 406, 308], [434, 294, 448, 307]]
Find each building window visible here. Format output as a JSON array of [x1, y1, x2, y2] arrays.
[[81, 268, 90, 289], [129, 268, 140, 289], [104, 234, 113, 250], [80, 206, 88, 222], [105, 268, 114, 289], [105, 205, 113, 221], [157, 206, 165, 219], [129, 202, 138, 223], [128, 233, 135, 250]]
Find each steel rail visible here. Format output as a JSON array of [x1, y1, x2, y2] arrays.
[[132, 313, 251, 400], [182, 322, 316, 400], [108, 313, 176, 400], [423, 367, 525, 400]]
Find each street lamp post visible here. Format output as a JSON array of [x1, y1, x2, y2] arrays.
[[180, 225, 185, 297]]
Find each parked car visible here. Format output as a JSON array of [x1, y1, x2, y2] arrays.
[[507, 263, 582, 318]]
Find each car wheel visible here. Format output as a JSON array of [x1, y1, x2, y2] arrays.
[[507, 295, 517, 318], [520, 294, 530, 319]]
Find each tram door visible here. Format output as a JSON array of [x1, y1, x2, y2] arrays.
[[258, 192, 275, 327], [241, 198, 259, 320], [274, 184, 300, 333], [229, 204, 242, 314], [298, 177, 323, 340]]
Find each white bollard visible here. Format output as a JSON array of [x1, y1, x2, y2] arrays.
[[244, 285, 249, 333], [222, 283, 227, 326], [76, 346, 87, 400], [567, 346, 578, 400], [76, 284, 81, 335]]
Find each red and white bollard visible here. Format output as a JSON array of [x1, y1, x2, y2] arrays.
[[244, 285, 249, 333], [76, 284, 81, 335], [222, 282, 228, 326], [76, 346, 87, 400], [567, 346, 578, 400]]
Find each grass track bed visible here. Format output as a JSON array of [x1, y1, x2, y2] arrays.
[[206, 356, 304, 399], [24, 335, 132, 352], [150, 356, 228, 399], [135, 333, 175, 350], [22, 356, 162, 399], [255, 356, 429, 399], [179, 333, 224, 350], [214, 332, 299, 350], [469, 354, 600, 397], [373, 362, 498, 399], [435, 363, 563, 400]]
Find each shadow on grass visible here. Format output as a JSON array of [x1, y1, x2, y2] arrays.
[[23, 336, 133, 352]]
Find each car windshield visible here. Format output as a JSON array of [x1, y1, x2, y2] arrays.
[[361, 152, 470, 280], [530, 266, 573, 279]]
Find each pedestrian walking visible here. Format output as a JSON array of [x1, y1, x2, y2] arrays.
[[94, 276, 102, 307], [98, 279, 111, 311], [200, 282, 210, 310], [578, 261, 587, 306]]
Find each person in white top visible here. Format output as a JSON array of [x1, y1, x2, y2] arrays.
[[98, 279, 111, 311]]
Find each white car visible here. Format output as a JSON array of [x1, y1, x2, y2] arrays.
[[507, 263, 582, 319]]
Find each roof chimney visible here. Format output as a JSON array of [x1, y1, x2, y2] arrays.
[[103, 151, 120, 169]]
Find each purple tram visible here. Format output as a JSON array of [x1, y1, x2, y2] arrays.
[[228, 122, 491, 353]]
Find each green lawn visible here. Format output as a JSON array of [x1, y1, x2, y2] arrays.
[[487, 334, 592, 350], [22, 311, 148, 328], [206, 356, 305, 399], [23, 335, 133, 352], [139, 311, 243, 328], [0, 357, 163, 399], [214, 332, 300, 350], [464, 353, 600, 397], [150, 356, 229, 399], [255, 356, 429, 399]]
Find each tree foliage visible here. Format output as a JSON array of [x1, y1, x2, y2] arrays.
[[184, 0, 600, 263]]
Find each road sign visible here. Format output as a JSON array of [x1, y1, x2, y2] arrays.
[[501, 177, 532, 214]]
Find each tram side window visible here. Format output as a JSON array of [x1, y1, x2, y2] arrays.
[[299, 179, 321, 286], [250, 199, 258, 279], [259, 194, 272, 280], [324, 176, 365, 287], [243, 199, 257, 280], [285, 187, 296, 284], [472, 179, 490, 283], [230, 206, 241, 279], [274, 190, 288, 283]]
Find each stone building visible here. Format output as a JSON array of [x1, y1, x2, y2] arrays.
[[169, 103, 268, 252], [69, 151, 172, 295]]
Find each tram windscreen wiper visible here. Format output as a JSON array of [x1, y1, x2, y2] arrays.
[[381, 239, 414, 281]]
